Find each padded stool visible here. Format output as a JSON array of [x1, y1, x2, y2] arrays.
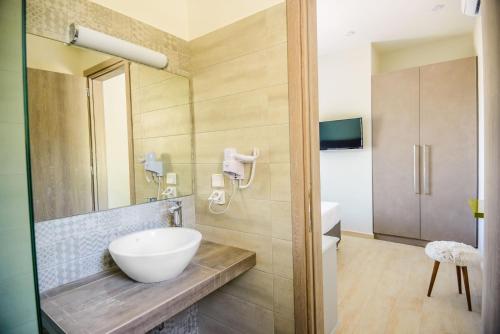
[[425, 241, 481, 311]]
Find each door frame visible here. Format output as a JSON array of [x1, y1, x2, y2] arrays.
[[85, 59, 136, 210], [287, 0, 324, 333]]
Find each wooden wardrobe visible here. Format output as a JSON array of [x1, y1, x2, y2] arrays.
[[372, 57, 478, 246]]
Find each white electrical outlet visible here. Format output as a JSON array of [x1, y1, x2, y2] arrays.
[[163, 186, 177, 198], [208, 190, 225, 205]]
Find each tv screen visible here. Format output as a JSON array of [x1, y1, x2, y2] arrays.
[[319, 117, 363, 150]]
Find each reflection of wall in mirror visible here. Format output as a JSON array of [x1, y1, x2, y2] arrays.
[[130, 63, 192, 204], [27, 34, 194, 221]]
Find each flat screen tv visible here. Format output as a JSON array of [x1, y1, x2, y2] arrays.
[[319, 117, 363, 150]]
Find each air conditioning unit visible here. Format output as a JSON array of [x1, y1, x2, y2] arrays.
[[462, 0, 481, 16]]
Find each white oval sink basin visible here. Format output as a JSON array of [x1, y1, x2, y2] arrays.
[[109, 228, 202, 283]]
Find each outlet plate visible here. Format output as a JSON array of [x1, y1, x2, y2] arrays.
[[210, 190, 225, 205]]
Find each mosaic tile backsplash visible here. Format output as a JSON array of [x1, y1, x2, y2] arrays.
[[35, 195, 195, 292]]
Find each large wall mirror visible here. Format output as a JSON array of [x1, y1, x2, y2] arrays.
[[27, 34, 193, 222]]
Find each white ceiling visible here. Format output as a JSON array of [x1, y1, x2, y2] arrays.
[[317, 0, 477, 55]]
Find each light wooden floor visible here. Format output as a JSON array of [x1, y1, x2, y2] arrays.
[[335, 236, 482, 334]]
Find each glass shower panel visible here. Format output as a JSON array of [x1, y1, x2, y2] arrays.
[[0, 0, 40, 332]]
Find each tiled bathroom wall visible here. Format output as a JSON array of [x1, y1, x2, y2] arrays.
[[35, 196, 195, 292], [189, 3, 295, 333]]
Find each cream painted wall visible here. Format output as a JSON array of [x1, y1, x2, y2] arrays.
[[89, 0, 190, 40], [376, 34, 476, 73], [89, 0, 283, 40], [187, 0, 284, 39], [318, 44, 374, 235], [27, 34, 110, 75], [320, 34, 479, 236], [102, 73, 131, 208]]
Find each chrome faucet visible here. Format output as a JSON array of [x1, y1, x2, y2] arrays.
[[167, 200, 183, 227]]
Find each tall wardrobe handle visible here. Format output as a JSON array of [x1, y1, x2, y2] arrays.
[[423, 144, 430, 194], [413, 144, 420, 194]]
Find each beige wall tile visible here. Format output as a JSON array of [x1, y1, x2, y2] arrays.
[[130, 63, 193, 199], [135, 134, 192, 164], [195, 225, 273, 273], [189, 3, 286, 71], [132, 63, 176, 88], [133, 75, 190, 113], [193, 84, 289, 133], [272, 238, 293, 279], [192, 43, 288, 103], [270, 163, 291, 202], [271, 201, 292, 241], [190, 4, 293, 333], [195, 195, 272, 237], [140, 104, 191, 138], [132, 114, 143, 139], [266, 84, 290, 125], [198, 314, 242, 334], [195, 127, 270, 164], [195, 163, 270, 200], [199, 291, 274, 334], [274, 313, 295, 334], [273, 276, 294, 319], [221, 268, 274, 310], [267, 125, 290, 163]]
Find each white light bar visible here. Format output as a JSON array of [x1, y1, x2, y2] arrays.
[[69, 24, 168, 69]]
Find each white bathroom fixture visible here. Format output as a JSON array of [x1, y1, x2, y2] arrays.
[[223, 148, 259, 188], [162, 173, 177, 198], [321, 201, 341, 234], [461, 0, 480, 16], [109, 228, 201, 283], [322, 235, 339, 334], [208, 174, 226, 205], [163, 186, 177, 198], [208, 148, 259, 215], [141, 152, 164, 176], [68, 24, 168, 69]]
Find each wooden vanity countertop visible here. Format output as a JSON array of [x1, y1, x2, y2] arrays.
[[41, 241, 256, 334]]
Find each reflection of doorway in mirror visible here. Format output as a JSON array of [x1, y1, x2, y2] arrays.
[[101, 72, 131, 208], [87, 61, 136, 211]]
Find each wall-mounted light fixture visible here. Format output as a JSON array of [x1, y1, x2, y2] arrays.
[[68, 24, 168, 69]]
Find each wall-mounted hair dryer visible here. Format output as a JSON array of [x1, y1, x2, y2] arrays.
[[223, 148, 259, 189], [140, 152, 164, 200], [209, 148, 259, 215], [141, 152, 164, 176]]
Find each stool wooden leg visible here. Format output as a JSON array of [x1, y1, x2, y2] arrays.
[[456, 266, 462, 294], [427, 261, 440, 297], [461, 266, 472, 311]]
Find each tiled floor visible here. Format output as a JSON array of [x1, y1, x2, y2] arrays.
[[335, 235, 481, 334]]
